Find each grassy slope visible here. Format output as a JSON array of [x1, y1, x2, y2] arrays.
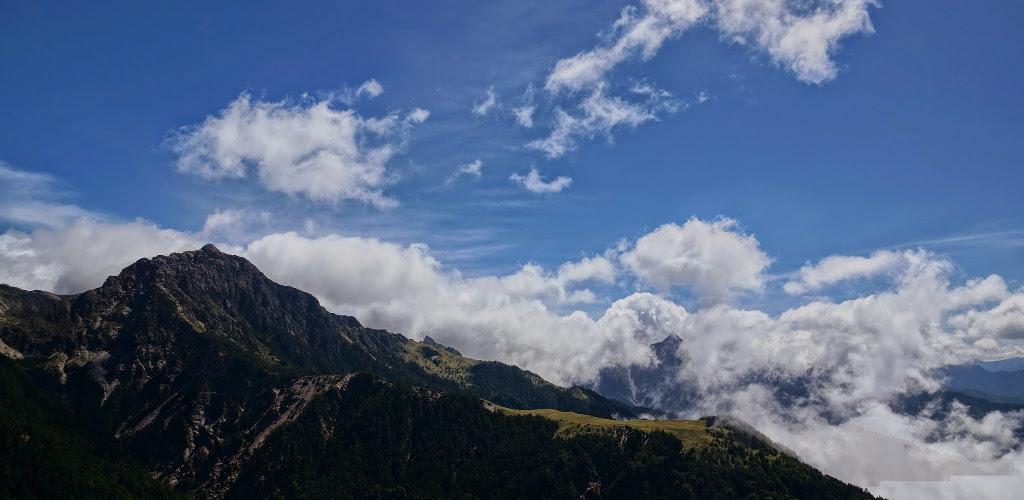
[[498, 407, 714, 447], [230, 378, 879, 499]]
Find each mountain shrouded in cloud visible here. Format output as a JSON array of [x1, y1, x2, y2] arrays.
[[2, 0, 1022, 498], [0, 245, 883, 498], [3, 210, 1024, 497]]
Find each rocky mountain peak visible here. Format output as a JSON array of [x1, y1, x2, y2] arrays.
[[200, 243, 222, 254]]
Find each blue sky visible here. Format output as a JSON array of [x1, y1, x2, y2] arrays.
[[5, 3, 1024, 494], [1, 0, 1022, 286]]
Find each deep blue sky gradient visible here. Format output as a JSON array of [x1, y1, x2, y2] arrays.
[[2, 0, 1021, 286]]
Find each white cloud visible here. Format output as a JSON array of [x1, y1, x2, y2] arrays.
[[170, 93, 430, 208], [472, 86, 498, 116], [199, 208, 271, 243], [784, 249, 916, 294], [596, 292, 691, 367], [509, 167, 573, 194], [0, 162, 100, 228], [528, 83, 675, 158], [714, 0, 877, 84], [243, 232, 442, 307], [0, 219, 199, 293], [445, 159, 483, 184], [748, 400, 1024, 499], [557, 255, 616, 285], [545, 0, 707, 93], [6, 212, 1024, 498], [529, 0, 876, 159], [620, 217, 770, 302], [546, 0, 877, 92], [355, 79, 384, 99], [949, 294, 1024, 340], [512, 84, 536, 128], [239, 231, 646, 383], [512, 106, 535, 128], [406, 107, 430, 123]]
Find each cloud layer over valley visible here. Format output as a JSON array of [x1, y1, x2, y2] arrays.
[[2, 211, 1023, 498]]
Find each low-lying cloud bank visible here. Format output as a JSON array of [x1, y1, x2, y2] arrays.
[[2, 215, 1023, 499]]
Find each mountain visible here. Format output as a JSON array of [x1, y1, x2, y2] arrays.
[[976, 357, 1024, 372], [894, 388, 1024, 422], [593, 334, 1024, 439], [1, 245, 877, 498], [0, 355, 181, 499], [594, 334, 702, 412], [940, 363, 1024, 403]]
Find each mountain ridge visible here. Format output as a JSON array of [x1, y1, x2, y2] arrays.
[[0, 244, 634, 491], [0, 245, 878, 499]]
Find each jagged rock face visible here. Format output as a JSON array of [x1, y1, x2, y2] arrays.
[[0, 245, 634, 494], [593, 334, 702, 413]]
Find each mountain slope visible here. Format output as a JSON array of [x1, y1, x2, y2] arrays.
[[0, 245, 631, 414], [0, 245, 632, 490], [0, 356, 181, 499], [941, 364, 1024, 403], [226, 373, 877, 500], [0, 245, 878, 498], [594, 334, 702, 412]]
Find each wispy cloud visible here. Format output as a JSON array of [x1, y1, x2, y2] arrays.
[[523, 0, 878, 159], [905, 230, 1024, 249], [472, 86, 498, 116], [509, 167, 572, 194], [0, 162, 100, 228], [445, 159, 484, 185]]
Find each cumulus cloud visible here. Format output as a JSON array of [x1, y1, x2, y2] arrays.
[[634, 253, 1024, 498], [445, 159, 483, 184], [199, 208, 272, 244], [949, 294, 1024, 340], [509, 167, 573, 194], [0, 219, 199, 293], [749, 399, 1024, 499], [784, 249, 917, 294], [239, 231, 642, 383], [243, 232, 442, 306], [620, 217, 770, 302], [5, 212, 1024, 498], [169, 92, 429, 208], [714, 0, 877, 84], [472, 86, 498, 116]]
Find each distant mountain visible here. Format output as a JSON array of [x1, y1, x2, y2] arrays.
[[976, 357, 1024, 373], [0, 245, 877, 498], [940, 363, 1024, 403], [594, 334, 1024, 426], [594, 334, 702, 412], [894, 388, 1024, 422]]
